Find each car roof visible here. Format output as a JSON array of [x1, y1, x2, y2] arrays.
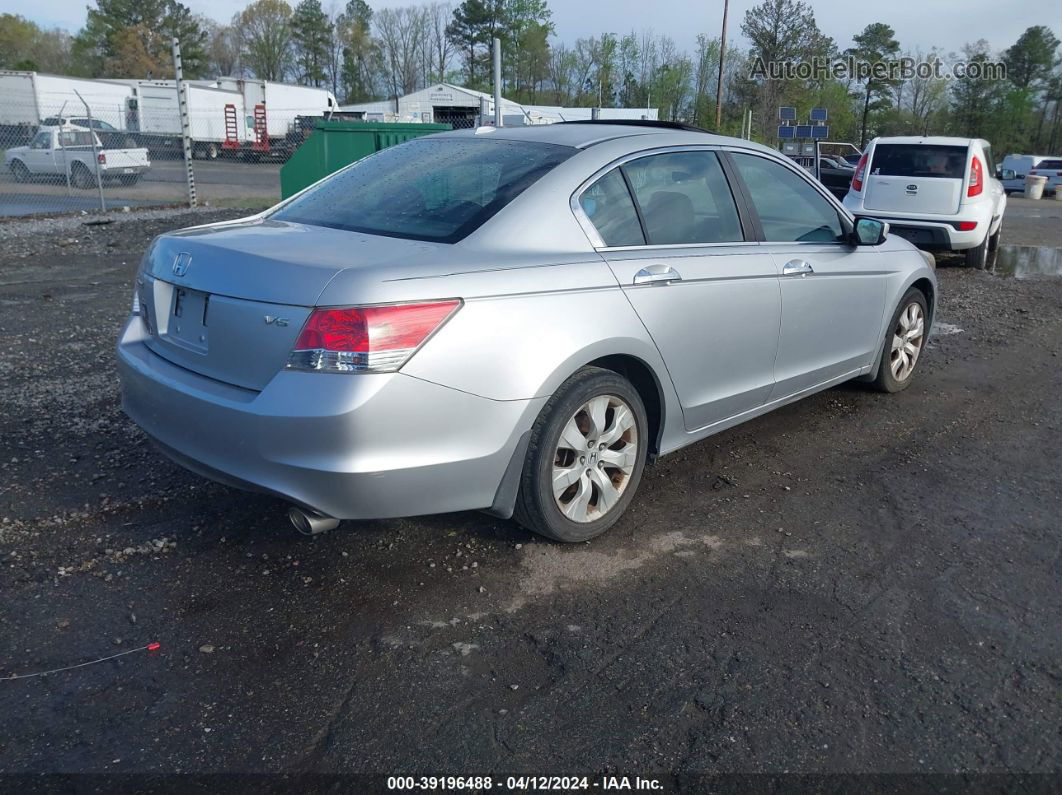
[[871, 135, 986, 148], [436, 122, 780, 154]]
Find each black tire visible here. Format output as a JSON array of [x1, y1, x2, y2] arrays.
[[872, 288, 929, 394], [70, 162, 94, 189], [988, 220, 1002, 251], [10, 160, 29, 183], [514, 366, 648, 542], [964, 233, 989, 268]]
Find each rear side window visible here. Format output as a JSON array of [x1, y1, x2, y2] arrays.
[[870, 144, 968, 179], [730, 153, 844, 243], [623, 150, 744, 245], [1035, 160, 1062, 169], [579, 170, 644, 247], [272, 137, 574, 243], [58, 130, 94, 147]]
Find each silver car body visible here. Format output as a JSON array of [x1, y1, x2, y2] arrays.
[[118, 124, 937, 521]]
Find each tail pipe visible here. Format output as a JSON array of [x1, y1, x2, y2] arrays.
[[288, 506, 340, 536]]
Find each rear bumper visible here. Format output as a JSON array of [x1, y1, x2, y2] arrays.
[[117, 316, 544, 520], [842, 201, 988, 251], [103, 165, 150, 176]]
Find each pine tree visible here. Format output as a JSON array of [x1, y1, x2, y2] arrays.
[[291, 0, 332, 86], [74, 0, 206, 78]]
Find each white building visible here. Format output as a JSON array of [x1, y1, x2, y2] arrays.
[[338, 82, 658, 127]]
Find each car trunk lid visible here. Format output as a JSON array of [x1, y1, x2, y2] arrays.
[[863, 143, 968, 215], [139, 219, 439, 390]]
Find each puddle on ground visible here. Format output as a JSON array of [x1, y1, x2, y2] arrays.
[[991, 245, 1062, 278]]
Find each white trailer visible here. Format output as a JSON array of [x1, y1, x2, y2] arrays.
[[0, 71, 133, 143], [127, 80, 251, 159], [201, 78, 337, 154]]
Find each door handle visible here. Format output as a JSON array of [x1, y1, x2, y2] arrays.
[[782, 259, 814, 277], [633, 265, 682, 285]]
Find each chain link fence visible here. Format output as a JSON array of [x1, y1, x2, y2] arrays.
[[0, 92, 291, 219]]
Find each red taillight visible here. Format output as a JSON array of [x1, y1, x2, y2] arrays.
[[97, 152, 106, 165], [851, 152, 868, 192], [288, 300, 460, 373], [957, 221, 978, 231], [967, 156, 983, 197]]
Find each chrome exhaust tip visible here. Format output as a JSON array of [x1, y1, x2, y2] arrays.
[[288, 506, 340, 536]]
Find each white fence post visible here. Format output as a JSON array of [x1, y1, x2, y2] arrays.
[[493, 38, 503, 128], [171, 38, 197, 208]]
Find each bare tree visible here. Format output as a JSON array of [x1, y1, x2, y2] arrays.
[[424, 2, 454, 84], [374, 5, 428, 99], [325, 1, 345, 95]]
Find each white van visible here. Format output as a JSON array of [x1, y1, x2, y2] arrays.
[[843, 136, 1006, 267], [999, 154, 1052, 193]]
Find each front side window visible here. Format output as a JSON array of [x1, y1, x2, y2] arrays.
[[30, 132, 51, 149], [578, 169, 644, 247], [623, 151, 744, 245], [730, 152, 844, 243], [272, 137, 574, 243]]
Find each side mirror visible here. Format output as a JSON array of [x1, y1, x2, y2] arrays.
[[1002, 169, 1016, 180], [853, 216, 888, 246]]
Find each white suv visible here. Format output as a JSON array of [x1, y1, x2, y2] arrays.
[[844, 136, 1006, 267]]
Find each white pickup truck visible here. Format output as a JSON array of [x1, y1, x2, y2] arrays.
[[4, 126, 150, 188]]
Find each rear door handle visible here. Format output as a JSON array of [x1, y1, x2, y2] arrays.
[[782, 259, 814, 277], [633, 265, 682, 285]]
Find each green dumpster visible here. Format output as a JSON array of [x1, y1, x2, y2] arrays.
[[279, 119, 452, 199]]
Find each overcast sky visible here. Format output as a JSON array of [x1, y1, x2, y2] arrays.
[[6, 0, 1061, 60]]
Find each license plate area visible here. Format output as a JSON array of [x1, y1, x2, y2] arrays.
[[165, 286, 209, 353]]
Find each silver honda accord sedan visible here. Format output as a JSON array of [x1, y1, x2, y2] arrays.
[[118, 121, 936, 541]]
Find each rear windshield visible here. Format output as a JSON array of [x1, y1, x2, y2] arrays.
[[272, 136, 575, 243], [870, 144, 968, 179]]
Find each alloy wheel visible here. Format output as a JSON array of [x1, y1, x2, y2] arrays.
[[552, 394, 639, 523], [890, 302, 925, 382]]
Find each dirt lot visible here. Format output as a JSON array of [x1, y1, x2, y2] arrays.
[[0, 199, 1060, 784]]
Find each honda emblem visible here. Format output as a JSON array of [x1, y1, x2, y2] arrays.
[[172, 252, 192, 277]]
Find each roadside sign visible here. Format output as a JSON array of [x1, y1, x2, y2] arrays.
[[778, 125, 796, 139], [801, 143, 816, 156]]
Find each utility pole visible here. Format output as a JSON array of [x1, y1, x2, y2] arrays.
[[493, 38, 503, 127], [715, 0, 729, 130], [172, 38, 197, 208]]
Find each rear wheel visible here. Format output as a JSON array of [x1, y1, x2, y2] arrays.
[[10, 160, 29, 183], [514, 367, 647, 542], [872, 288, 928, 393], [70, 162, 94, 189], [964, 233, 989, 268]]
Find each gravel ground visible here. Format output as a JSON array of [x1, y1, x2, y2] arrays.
[[0, 202, 1060, 784]]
